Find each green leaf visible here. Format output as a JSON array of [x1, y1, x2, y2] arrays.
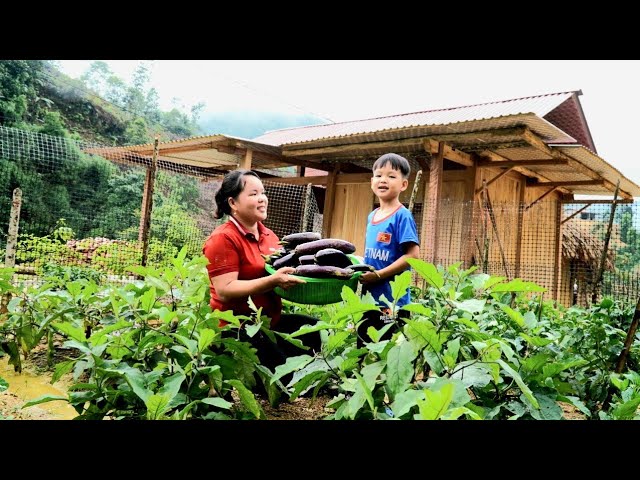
[[171, 333, 198, 355], [354, 371, 376, 413], [386, 341, 417, 396], [406, 258, 444, 288], [520, 333, 553, 347], [491, 278, 546, 293], [402, 303, 432, 317], [557, 395, 591, 418], [499, 305, 525, 329], [52, 321, 86, 342], [390, 389, 425, 418], [290, 371, 331, 401], [390, 270, 412, 304], [201, 397, 233, 410], [271, 355, 314, 384], [228, 379, 264, 419], [89, 320, 131, 345], [146, 394, 171, 420], [441, 406, 482, 420], [52, 359, 76, 383], [451, 362, 492, 388], [21, 394, 68, 408], [140, 287, 157, 312], [158, 372, 185, 402], [0, 377, 8, 393], [245, 322, 261, 338], [197, 328, 217, 353], [417, 382, 454, 420], [497, 359, 539, 409], [453, 299, 486, 314], [524, 393, 563, 420], [123, 368, 153, 403]]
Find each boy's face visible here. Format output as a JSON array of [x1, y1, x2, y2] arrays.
[[371, 162, 409, 201]]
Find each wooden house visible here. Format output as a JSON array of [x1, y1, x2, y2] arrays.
[[89, 91, 640, 304]]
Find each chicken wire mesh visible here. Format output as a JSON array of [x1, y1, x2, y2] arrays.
[[1, 124, 639, 307]]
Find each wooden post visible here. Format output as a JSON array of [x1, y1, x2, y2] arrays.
[[408, 170, 422, 214], [482, 182, 510, 280], [615, 296, 640, 373], [592, 179, 621, 304], [301, 183, 312, 232], [514, 179, 526, 278], [1, 188, 21, 316], [4, 188, 22, 269], [422, 142, 444, 264], [553, 198, 563, 302], [140, 137, 159, 268], [322, 165, 339, 238], [240, 148, 253, 170], [463, 161, 480, 268]]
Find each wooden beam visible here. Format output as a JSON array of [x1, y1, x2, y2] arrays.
[[424, 139, 473, 167], [514, 179, 526, 278], [140, 137, 159, 268], [520, 128, 633, 199], [560, 199, 633, 204], [553, 199, 563, 302], [422, 142, 445, 264], [322, 165, 340, 237], [527, 180, 605, 187], [475, 167, 514, 195], [561, 204, 592, 225], [477, 159, 568, 168], [525, 187, 558, 211], [283, 137, 425, 157], [239, 148, 253, 170]]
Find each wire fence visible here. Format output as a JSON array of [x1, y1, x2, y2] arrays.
[[1, 124, 639, 306]]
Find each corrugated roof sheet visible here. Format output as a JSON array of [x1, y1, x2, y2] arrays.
[[255, 91, 577, 147]]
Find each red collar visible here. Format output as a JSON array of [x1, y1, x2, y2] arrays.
[[228, 216, 269, 238]]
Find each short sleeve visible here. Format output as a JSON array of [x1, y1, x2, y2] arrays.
[[397, 208, 419, 246], [203, 233, 241, 277]]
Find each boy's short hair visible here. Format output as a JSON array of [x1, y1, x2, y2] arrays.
[[372, 153, 411, 178]]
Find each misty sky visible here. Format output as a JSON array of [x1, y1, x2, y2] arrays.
[[56, 60, 640, 187]]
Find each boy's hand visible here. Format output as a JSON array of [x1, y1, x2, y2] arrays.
[[359, 271, 381, 284]]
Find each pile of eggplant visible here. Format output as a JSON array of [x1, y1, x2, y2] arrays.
[[263, 232, 375, 279]]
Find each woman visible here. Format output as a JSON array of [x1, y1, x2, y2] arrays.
[[203, 169, 320, 372]]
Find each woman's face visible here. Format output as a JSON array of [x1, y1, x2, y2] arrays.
[[230, 175, 268, 224]]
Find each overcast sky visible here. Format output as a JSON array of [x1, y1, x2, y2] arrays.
[[56, 60, 640, 186]]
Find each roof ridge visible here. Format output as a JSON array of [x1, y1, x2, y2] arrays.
[[258, 90, 579, 136]]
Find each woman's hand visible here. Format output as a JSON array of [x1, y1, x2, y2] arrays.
[[274, 266, 306, 290]]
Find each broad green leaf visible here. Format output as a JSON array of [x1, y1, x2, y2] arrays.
[[611, 396, 640, 420], [354, 371, 376, 413], [431, 377, 470, 408], [146, 394, 171, 420], [52, 359, 76, 383], [140, 287, 157, 313], [289, 371, 329, 401], [497, 359, 539, 409], [123, 368, 153, 403], [245, 323, 261, 338], [520, 333, 553, 347], [89, 320, 132, 345], [402, 303, 433, 317], [158, 372, 185, 402], [499, 305, 525, 329], [21, 394, 68, 408], [404, 319, 443, 352], [451, 362, 492, 388], [361, 361, 385, 390], [541, 359, 588, 378], [523, 393, 562, 420], [386, 341, 417, 396], [523, 311, 538, 329], [288, 321, 335, 337], [198, 328, 217, 353], [271, 355, 314, 384], [390, 271, 412, 304], [201, 397, 233, 410], [406, 258, 444, 289], [453, 299, 486, 314], [227, 379, 264, 419], [416, 382, 454, 420], [491, 278, 546, 293], [325, 330, 350, 355], [441, 406, 481, 420], [390, 389, 425, 418], [521, 353, 552, 375], [52, 322, 86, 342], [557, 395, 591, 417], [171, 334, 198, 355], [0, 377, 8, 393]]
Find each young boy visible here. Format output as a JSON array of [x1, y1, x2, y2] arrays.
[[358, 153, 420, 347]]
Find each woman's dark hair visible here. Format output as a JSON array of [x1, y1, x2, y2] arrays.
[[372, 153, 411, 178], [214, 169, 261, 219]]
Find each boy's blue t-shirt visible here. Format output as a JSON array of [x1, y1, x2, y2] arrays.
[[362, 205, 419, 308]]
